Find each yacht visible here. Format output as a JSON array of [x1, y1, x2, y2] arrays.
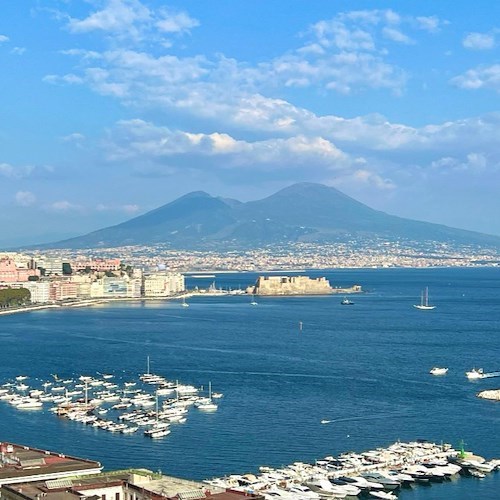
[[430, 367, 448, 375]]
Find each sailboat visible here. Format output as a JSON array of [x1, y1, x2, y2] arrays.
[[181, 296, 189, 308], [250, 294, 258, 306], [414, 287, 436, 310], [197, 381, 218, 411]]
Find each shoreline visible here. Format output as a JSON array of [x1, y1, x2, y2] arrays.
[[0, 291, 232, 317]]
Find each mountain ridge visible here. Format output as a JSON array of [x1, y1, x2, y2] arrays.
[[37, 183, 500, 250]]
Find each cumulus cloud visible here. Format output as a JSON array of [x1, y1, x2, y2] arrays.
[[104, 119, 355, 173], [451, 64, 500, 91], [463, 32, 495, 50], [66, 0, 199, 44], [15, 191, 37, 207], [0, 34, 9, 43]]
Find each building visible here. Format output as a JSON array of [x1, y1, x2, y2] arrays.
[[0, 258, 40, 283], [0, 442, 102, 487], [143, 273, 185, 297], [22, 281, 51, 303], [0, 468, 264, 500], [71, 259, 121, 273]]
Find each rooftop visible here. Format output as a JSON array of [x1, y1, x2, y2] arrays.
[[0, 442, 102, 486]]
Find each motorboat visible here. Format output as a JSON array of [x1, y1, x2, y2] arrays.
[[362, 472, 401, 490], [430, 367, 448, 375], [341, 297, 354, 305], [369, 492, 398, 500], [466, 368, 485, 379]]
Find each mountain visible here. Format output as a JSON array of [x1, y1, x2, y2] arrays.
[[40, 183, 500, 249]]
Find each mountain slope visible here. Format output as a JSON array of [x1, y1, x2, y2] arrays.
[[43, 183, 500, 249]]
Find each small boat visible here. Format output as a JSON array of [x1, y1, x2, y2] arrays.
[[250, 294, 258, 306], [414, 287, 436, 310], [430, 367, 448, 375], [320, 419, 331, 424], [469, 469, 485, 479], [341, 297, 354, 305], [181, 297, 189, 308], [466, 368, 485, 379]]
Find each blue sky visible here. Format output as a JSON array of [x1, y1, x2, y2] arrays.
[[2, 0, 500, 246]]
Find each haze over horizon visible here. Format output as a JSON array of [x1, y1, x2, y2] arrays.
[[2, 1, 500, 247]]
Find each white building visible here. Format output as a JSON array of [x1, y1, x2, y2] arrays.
[[22, 281, 50, 303], [144, 273, 185, 297]]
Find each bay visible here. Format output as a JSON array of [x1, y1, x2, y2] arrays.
[[0, 267, 499, 498]]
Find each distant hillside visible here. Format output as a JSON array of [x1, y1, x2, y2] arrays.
[[40, 183, 500, 250]]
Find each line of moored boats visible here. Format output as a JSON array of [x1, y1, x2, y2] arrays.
[[205, 441, 499, 499], [0, 370, 222, 439]]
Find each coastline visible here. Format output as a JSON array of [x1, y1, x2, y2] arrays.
[[0, 291, 229, 317]]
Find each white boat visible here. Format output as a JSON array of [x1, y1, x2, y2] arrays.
[[197, 381, 218, 411], [320, 419, 331, 424], [414, 287, 436, 310], [181, 297, 190, 308], [250, 295, 258, 306], [466, 368, 485, 379], [430, 367, 448, 375], [341, 297, 354, 305]]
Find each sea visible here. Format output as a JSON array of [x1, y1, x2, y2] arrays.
[[0, 267, 499, 499]]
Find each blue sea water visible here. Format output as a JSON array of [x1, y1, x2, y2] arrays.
[[0, 267, 499, 499]]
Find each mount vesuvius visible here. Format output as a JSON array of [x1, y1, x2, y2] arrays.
[[41, 183, 500, 250]]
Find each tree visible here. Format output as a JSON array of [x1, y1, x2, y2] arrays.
[[0, 287, 31, 308]]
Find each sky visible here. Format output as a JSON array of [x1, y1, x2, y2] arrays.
[[2, 0, 500, 246]]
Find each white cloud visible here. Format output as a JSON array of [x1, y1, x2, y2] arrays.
[[156, 9, 199, 33], [0, 34, 9, 43], [11, 47, 26, 55], [451, 64, 500, 91], [49, 200, 82, 212], [66, 0, 199, 44], [15, 191, 37, 207], [415, 16, 443, 33], [463, 32, 495, 50], [67, 0, 151, 36], [0, 162, 35, 179], [382, 27, 414, 44], [43, 73, 84, 85]]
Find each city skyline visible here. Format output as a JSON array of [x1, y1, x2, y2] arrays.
[[2, 1, 500, 246]]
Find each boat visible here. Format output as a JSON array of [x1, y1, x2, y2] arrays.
[[430, 367, 448, 375], [414, 287, 435, 310], [250, 294, 258, 306], [469, 469, 485, 479], [181, 297, 190, 308], [466, 368, 485, 379], [341, 297, 354, 305], [197, 381, 218, 411], [320, 419, 331, 424]]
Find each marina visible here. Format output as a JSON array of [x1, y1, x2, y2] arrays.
[[0, 368, 221, 439], [205, 440, 500, 499]]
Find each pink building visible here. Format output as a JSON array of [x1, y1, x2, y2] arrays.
[[49, 280, 78, 301], [0, 258, 40, 283]]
